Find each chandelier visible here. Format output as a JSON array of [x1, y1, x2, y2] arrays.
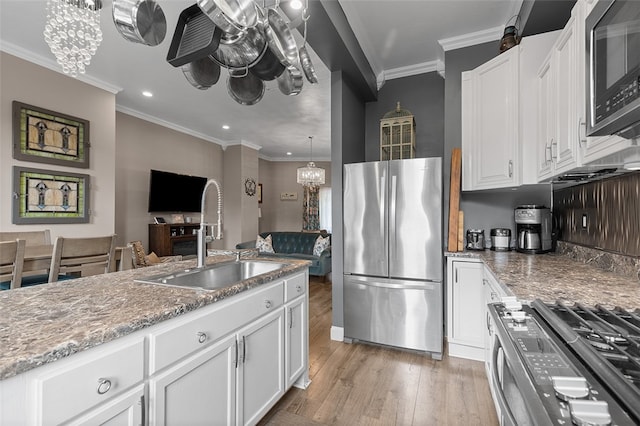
[[44, 0, 103, 77], [297, 136, 325, 187]]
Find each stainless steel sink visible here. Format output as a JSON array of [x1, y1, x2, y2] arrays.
[[135, 260, 288, 290]]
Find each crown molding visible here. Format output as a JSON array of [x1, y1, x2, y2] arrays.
[[0, 41, 123, 94], [438, 25, 504, 52], [116, 105, 228, 147], [383, 59, 444, 81], [258, 153, 332, 162], [225, 140, 263, 151]]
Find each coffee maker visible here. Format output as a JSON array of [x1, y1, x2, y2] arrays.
[[514, 205, 552, 254]]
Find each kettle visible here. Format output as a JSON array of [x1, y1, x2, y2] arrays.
[[466, 229, 485, 250], [518, 228, 541, 251]]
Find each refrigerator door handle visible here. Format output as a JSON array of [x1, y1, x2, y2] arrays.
[[380, 174, 386, 242], [346, 275, 439, 291], [389, 174, 397, 250]]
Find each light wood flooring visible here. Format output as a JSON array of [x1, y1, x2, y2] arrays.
[[258, 277, 499, 426]]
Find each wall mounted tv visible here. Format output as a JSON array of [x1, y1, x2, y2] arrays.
[[148, 169, 208, 213]]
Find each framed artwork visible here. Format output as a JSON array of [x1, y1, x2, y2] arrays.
[[172, 214, 185, 224], [13, 101, 90, 168], [258, 183, 262, 203], [12, 166, 90, 224]]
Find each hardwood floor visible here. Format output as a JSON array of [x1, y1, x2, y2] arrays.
[[259, 277, 499, 426]]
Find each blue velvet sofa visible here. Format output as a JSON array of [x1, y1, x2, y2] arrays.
[[236, 232, 331, 278]]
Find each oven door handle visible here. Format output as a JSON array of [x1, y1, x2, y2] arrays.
[[492, 339, 518, 426]]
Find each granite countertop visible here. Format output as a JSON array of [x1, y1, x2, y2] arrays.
[[0, 256, 309, 381], [447, 250, 640, 310]]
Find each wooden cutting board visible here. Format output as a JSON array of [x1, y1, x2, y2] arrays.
[[448, 148, 462, 252], [457, 211, 464, 251]]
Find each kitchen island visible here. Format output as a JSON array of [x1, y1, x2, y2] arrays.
[[0, 255, 310, 425]]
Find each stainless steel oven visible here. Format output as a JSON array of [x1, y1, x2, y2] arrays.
[[586, 0, 640, 138], [488, 300, 640, 425]]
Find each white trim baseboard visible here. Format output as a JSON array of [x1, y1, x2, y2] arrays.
[[330, 326, 344, 342]]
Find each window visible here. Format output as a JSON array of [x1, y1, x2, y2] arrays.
[[319, 187, 332, 233]]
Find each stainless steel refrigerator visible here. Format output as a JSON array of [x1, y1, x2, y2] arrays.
[[343, 157, 442, 358]]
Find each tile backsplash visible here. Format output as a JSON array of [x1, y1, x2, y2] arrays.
[[553, 172, 639, 257]]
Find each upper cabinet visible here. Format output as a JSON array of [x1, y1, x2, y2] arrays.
[[536, 1, 586, 180], [462, 32, 559, 190]]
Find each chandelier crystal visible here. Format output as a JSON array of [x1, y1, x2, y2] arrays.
[[297, 136, 325, 187], [44, 0, 103, 77]]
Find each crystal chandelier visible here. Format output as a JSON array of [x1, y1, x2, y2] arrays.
[[44, 0, 103, 77], [297, 136, 325, 187]]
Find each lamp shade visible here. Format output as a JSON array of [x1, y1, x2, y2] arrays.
[[297, 161, 325, 186]]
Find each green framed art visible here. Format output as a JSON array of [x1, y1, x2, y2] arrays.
[[12, 166, 90, 224], [12, 101, 90, 168]]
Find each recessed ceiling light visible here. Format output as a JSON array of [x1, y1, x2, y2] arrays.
[[286, 152, 292, 156], [222, 124, 230, 130], [290, 0, 302, 10], [142, 91, 153, 97]]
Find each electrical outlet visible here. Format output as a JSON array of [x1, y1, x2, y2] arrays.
[[581, 213, 588, 229]]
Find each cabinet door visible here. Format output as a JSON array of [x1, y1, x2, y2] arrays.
[[285, 296, 306, 388], [537, 54, 555, 180], [450, 261, 484, 348], [463, 48, 519, 190], [237, 308, 285, 426], [149, 335, 237, 426], [553, 8, 582, 174], [66, 385, 144, 426]]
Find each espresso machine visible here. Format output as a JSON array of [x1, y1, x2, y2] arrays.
[[514, 205, 552, 254]]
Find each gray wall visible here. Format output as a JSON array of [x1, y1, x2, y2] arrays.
[[331, 70, 367, 329], [365, 72, 445, 161]]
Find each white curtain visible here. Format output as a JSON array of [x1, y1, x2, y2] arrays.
[[319, 187, 332, 233]]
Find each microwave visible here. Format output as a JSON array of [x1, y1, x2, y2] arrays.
[[586, 0, 640, 139]]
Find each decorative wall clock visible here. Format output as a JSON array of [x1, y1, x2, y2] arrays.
[[244, 178, 257, 196]]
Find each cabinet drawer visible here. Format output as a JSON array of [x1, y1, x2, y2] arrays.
[[284, 273, 306, 302], [150, 281, 284, 374], [34, 337, 144, 426]]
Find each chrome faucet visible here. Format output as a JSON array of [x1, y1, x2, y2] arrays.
[[197, 179, 223, 268]]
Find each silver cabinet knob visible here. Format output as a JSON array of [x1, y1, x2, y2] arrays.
[[197, 332, 207, 343], [264, 300, 272, 309], [296, 285, 302, 293], [97, 378, 111, 395]]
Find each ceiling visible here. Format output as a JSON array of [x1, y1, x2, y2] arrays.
[[0, 0, 523, 161]]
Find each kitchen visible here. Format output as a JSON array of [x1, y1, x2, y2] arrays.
[[2, 0, 640, 424]]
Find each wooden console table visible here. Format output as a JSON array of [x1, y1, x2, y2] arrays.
[[148, 223, 200, 257]]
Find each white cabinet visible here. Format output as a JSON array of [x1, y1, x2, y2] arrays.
[[66, 385, 144, 426], [446, 258, 484, 360], [1, 270, 310, 426], [537, 1, 586, 180], [462, 32, 560, 190], [31, 336, 145, 426], [284, 273, 309, 389], [149, 335, 237, 425], [237, 308, 285, 426], [462, 49, 519, 190]]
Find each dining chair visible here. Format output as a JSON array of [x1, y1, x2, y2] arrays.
[[0, 230, 51, 246], [0, 239, 26, 290], [48, 235, 117, 283]]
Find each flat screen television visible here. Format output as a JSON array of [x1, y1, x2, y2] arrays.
[[148, 169, 208, 213]]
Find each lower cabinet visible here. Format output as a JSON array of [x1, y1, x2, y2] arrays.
[[0, 270, 309, 426], [149, 335, 237, 425], [446, 258, 485, 360], [66, 385, 145, 426], [446, 257, 510, 363], [237, 308, 285, 426]]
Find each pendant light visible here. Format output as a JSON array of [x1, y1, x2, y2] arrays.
[[297, 136, 325, 187]]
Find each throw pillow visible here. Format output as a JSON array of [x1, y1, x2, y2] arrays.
[[313, 235, 330, 256], [129, 241, 148, 267], [146, 252, 161, 264], [256, 234, 275, 253]]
